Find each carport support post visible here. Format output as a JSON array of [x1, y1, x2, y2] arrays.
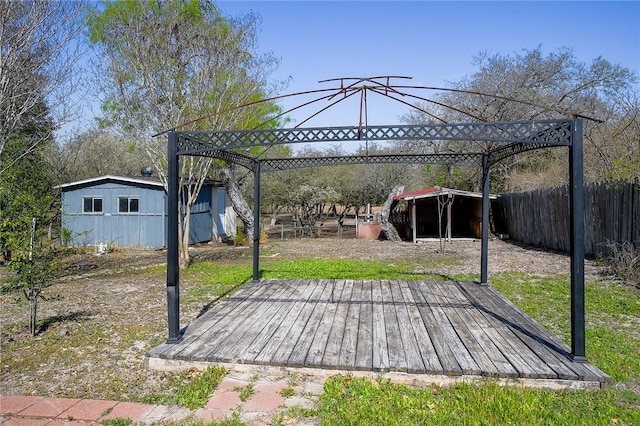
[[480, 154, 490, 285], [252, 160, 261, 281], [166, 131, 181, 343], [569, 118, 587, 362]]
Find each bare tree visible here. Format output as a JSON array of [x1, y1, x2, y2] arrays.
[[288, 184, 339, 237], [45, 129, 150, 185], [220, 167, 255, 243], [0, 0, 85, 175], [88, 0, 281, 266], [403, 47, 639, 191], [436, 191, 454, 253]]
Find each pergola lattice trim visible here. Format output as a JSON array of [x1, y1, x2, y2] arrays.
[[176, 119, 573, 154]]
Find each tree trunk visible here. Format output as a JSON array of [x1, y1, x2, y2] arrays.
[[25, 288, 41, 336], [29, 298, 37, 336], [380, 186, 404, 242], [179, 204, 191, 268], [221, 167, 254, 245], [437, 194, 446, 253]]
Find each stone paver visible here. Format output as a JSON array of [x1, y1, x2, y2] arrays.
[[0, 396, 43, 415], [194, 407, 234, 422], [59, 399, 117, 421], [18, 397, 80, 419], [206, 378, 244, 410], [45, 419, 96, 426], [140, 404, 192, 424], [243, 382, 286, 412], [1, 417, 51, 425], [100, 401, 155, 422]]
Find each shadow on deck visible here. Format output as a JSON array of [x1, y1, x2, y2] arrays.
[[147, 279, 610, 389]]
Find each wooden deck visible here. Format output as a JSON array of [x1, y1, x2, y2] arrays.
[[147, 279, 610, 386]]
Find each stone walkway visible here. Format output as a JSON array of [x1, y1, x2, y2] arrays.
[[0, 371, 323, 425]]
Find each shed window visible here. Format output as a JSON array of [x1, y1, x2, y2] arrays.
[[118, 197, 139, 213], [83, 197, 103, 213]]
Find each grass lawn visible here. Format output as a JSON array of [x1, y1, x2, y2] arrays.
[[2, 244, 639, 425]]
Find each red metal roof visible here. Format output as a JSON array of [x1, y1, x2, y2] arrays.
[[393, 186, 442, 200]]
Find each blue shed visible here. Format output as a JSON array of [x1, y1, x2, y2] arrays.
[[59, 174, 236, 248]]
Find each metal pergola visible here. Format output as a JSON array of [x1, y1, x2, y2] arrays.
[[164, 117, 588, 363]]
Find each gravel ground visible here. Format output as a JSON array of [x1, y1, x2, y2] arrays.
[[1, 237, 604, 403]]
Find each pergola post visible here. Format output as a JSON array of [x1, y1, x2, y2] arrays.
[[252, 160, 261, 281], [166, 131, 182, 343], [569, 118, 587, 362], [480, 154, 490, 285]]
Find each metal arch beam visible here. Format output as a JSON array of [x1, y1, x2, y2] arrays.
[[195, 151, 483, 172], [197, 149, 257, 171], [488, 142, 562, 167], [175, 120, 573, 152], [261, 152, 483, 172]]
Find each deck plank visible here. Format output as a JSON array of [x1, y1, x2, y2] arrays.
[[252, 279, 321, 365], [398, 281, 442, 373], [479, 284, 609, 382], [460, 283, 560, 379], [149, 280, 267, 359], [338, 280, 360, 368], [371, 280, 390, 371], [407, 281, 462, 375], [184, 281, 282, 361], [305, 281, 341, 367], [322, 280, 352, 369], [380, 280, 407, 372], [449, 282, 538, 378], [439, 282, 518, 378], [270, 280, 326, 365], [430, 281, 502, 376], [205, 280, 295, 362], [236, 279, 306, 362], [355, 281, 374, 370], [288, 280, 334, 367], [390, 280, 426, 373], [462, 283, 590, 380], [417, 282, 481, 375]]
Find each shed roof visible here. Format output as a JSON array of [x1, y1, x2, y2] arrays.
[[57, 175, 225, 191], [394, 186, 498, 201], [57, 175, 165, 190]]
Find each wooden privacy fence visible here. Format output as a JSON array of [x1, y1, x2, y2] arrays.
[[494, 180, 640, 258]]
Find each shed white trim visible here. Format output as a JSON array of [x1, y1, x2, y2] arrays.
[[57, 175, 164, 190], [394, 186, 498, 201]]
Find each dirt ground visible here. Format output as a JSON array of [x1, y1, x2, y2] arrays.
[[258, 235, 604, 279], [0, 236, 606, 400]]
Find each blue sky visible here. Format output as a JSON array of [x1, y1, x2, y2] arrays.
[[218, 1, 640, 128]]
